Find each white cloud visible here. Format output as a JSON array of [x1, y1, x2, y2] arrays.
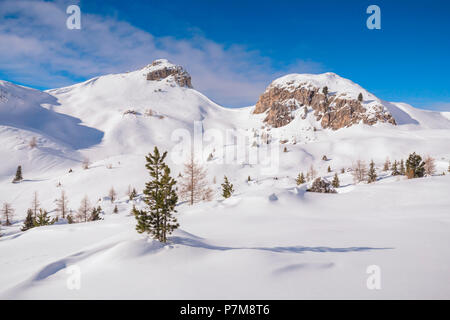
[[0, 0, 323, 107]]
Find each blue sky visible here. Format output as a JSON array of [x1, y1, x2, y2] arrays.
[[0, 0, 449, 110]]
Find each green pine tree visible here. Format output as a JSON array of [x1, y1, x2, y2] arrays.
[[448, 162, 450, 173], [12, 165, 23, 183], [135, 147, 179, 243], [332, 173, 340, 188], [358, 93, 363, 102], [129, 188, 137, 200], [21, 209, 35, 231], [327, 165, 332, 173], [90, 206, 103, 221], [368, 160, 377, 183], [67, 214, 74, 224], [296, 172, 306, 185], [34, 209, 55, 227], [406, 152, 425, 178], [221, 176, 234, 198], [113, 205, 118, 214], [391, 160, 400, 176]]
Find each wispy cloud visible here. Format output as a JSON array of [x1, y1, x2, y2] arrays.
[[0, 0, 323, 107], [421, 102, 450, 112]]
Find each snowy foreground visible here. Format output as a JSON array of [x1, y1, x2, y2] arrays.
[[1, 174, 450, 299]]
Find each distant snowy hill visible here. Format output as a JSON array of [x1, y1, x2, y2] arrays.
[[1, 59, 449, 181]]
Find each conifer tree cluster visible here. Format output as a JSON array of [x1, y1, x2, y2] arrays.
[[406, 152, 425, 179], [90, 206, 103, 221], [134, 147, 179, 243]]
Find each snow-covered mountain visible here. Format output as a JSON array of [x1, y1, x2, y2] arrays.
[[1, 60, 450, 299]]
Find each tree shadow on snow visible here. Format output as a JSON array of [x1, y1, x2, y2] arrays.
[[169, 235, 393, 254]]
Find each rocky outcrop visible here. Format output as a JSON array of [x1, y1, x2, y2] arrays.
[[253, 78, 396, 130], [307, 177, 337, 193], [145, 59, 192, 88]]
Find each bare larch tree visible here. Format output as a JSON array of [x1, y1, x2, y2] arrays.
[[1, 203, 14, 226], [55, 190, 69, 219], [31, 191, 40, 218], [77, 196, 91, 223], [178, 154, 213, 205]]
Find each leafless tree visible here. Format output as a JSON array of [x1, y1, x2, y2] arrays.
[[306, 164, 317, 182], [77, 196, 91, 223], [178, 154, 213, 205], [31, 191, 40, 218], [352, 160, 368, 183], [55, 190, 69, 219], [29, 136, 37, 149], [1, 203, 14, 226], [82, 158, 90, 170], [383, 157, 391, 171], [108, 187, 117, 203], [423, 155, 436, 176]]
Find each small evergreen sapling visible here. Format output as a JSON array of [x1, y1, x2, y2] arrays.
[[12, 165, 23, 183], [391, 160, 400, 176], [332, 173, 340, 188], [296, 172, 306, 185], [21, 209, 35, 231], [368, 160, 377, 183], [129, 188, 137, 200], [34, 209, 55, 227], [113, 205, 118, 214], [221, 176, 234, 199]]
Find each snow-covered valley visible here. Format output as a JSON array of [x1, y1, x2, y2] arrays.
[[1, 60, 450, 299]]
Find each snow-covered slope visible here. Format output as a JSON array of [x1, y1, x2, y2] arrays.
[[1, 60, 450, 299]]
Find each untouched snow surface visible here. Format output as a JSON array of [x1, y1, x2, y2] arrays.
[[1, 63, 450, 299], [1, 175, 450, 299]]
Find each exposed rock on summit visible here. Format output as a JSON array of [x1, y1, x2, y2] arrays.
[[253, 73, 396, 130], [145, 59, 192, 88]]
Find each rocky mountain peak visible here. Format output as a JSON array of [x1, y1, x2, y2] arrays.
[[144, 59, 193, 88], [253, 73, 396, 130]]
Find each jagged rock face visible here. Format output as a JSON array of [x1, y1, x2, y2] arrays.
[[253, 81, 396, 130], [146, 60, 193, 88]]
